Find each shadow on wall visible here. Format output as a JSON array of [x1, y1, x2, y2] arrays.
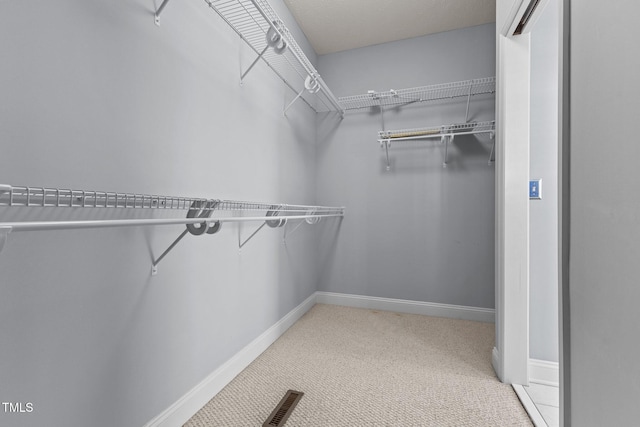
[[315, 216, 344, 289], [316, 111, 344, 148], [280, 219, 321, 301]]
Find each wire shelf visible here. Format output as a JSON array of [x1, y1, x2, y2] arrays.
[[204, 0, 343, 114], [0, 184, 344, 268], [378, 120, 495, 142], [339, 77, 496, 111], [0, 185, 344, 216], [0, 185, 204, 210]]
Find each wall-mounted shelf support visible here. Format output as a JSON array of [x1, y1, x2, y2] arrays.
[[239, 222, 267, 249], [241, 45, 270, 82], [238, 204, 289, 248], [154, 0, 173, 25], [152, 201, 221, 273], [283, 76, 320, 116], [283, 87, 306, 116], [241, 23, 288, 83], [152, 230, 187, 275]]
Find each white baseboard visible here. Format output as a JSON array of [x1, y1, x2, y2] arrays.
[[143, 293, 317, 427], [529, 358, 559, 387], [315, 291, 495, 323], [512, 384, 547, 427]]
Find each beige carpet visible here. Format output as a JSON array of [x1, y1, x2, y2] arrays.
[[185, 304, 532, 427]]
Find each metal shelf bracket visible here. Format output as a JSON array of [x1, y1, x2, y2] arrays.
[[239, 222, 267, 249], [151, 201, 221, 274], [238, 205, 286, 249], [241, 45, 269, 83], [154, 0, 173, 26], [241, 23, 288, 82], [284, 75, 320, 116]]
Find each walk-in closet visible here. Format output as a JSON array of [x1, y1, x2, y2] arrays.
[[3, 0, 639, 426]]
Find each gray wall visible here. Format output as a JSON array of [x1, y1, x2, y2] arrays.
[[529, 0, 559, 363], [568, 0, 640, 425], [316, 24, 497, 308], [0, 1, 323, 426]]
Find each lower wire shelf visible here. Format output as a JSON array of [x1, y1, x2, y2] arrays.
[[378, 120, 495, 142]]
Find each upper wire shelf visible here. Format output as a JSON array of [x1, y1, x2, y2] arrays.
[[338, 77, 496, 111], [203, 0, 344, 115]]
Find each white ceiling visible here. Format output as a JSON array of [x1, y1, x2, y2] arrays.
[[283, 0, 496, 55]]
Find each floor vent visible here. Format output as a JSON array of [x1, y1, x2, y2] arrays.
[[262, 390, 304, 427]]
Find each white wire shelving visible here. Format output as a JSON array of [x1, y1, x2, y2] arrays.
[[155, 0, 344, 115], [338, 77, 496, 112], [378, 121, 496, 168], [340, 77, 497, 170], [0, 184, 344, 273]]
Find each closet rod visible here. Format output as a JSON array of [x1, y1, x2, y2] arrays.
[[378, 128, 494, 143], [0, 214, 344, 233]]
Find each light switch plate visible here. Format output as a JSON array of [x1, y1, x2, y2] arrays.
[[529, 179, 542, 199]]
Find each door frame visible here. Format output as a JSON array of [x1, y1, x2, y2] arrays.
[[493, 5, 567, 419]]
